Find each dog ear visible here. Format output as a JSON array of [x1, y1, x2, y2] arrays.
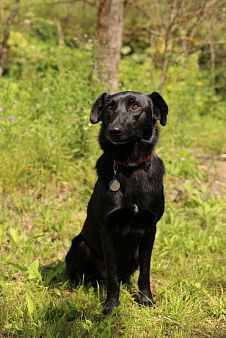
[[149, 92, 168, 126], [90, 92, 108, 124]]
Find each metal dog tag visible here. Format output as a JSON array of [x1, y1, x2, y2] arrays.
[[109, 179, 120, 192]]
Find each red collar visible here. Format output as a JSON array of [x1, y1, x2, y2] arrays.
[[114, 155, 151, 167]]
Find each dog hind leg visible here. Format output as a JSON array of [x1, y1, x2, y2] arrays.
[[66, 234, 92, 284]]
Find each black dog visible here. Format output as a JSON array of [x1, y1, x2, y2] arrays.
[[66, 91, 168, 314]]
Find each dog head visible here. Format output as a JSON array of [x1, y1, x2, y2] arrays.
[[90, 91, 168, 145]]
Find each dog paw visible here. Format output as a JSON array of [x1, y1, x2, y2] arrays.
[[102, 300, 120, 315], [138, 293, 155, 307]]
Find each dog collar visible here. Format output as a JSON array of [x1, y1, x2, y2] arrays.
[[109, 155, 151, 192], [114, 155, 151, 167]]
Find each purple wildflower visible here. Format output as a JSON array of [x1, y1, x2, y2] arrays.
[[184, 180, 189, 183], [88, 38, 92, 43], [24, 128, 28, 131], [10, 116, 15, 122], [0, 108, 3, 112], [180, 157, 185, 161], [84, 34, 88, 38], [14, 100, 17, 104], [73, 37, 78, 41]]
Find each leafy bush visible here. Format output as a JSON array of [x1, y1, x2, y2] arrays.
[[0, 44, 103, 192]]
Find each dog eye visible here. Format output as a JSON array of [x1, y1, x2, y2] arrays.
[[132, 104, 140, 110]]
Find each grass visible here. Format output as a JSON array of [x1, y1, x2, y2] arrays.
[[0, 46, 225, 337], [1, 174, 225, 337]]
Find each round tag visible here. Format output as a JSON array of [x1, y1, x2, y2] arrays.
[[109, 179, 120, 192]]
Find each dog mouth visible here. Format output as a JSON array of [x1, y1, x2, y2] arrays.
[[110, 139, 128, 145], [107, 134, 140, 145], [106, 132, 129, 145]]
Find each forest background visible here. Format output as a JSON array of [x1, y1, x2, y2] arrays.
[[0, 0, 225, 337]]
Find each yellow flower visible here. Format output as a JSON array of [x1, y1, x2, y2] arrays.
[[197, 81, 202, 86], [197, 102, 203, 106], [198, 165, 208, 172]]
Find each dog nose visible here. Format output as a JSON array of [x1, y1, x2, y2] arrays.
[[109, 127, 123, 137]]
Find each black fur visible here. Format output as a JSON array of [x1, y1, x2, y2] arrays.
[[66, 91, 168, 314]]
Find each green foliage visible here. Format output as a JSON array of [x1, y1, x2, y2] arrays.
[[0, 6, 225, 335], [0, 44, 102, 193]]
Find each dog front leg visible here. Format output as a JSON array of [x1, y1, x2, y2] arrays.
[[101, 229, 120, 315], [138, 225, 156, 306]]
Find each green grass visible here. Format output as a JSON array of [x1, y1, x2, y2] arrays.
[[0, 168, 225, 337], [0, 46, 225, 337]]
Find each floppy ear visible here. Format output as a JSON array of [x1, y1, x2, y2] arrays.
[[149, 92, 168, 126], [90, 92, 108, 124]]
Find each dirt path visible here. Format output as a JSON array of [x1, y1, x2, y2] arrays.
[[197, 154, 226, 196]]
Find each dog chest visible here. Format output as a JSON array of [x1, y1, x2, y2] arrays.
[[95, 153, 165, 226], [113, 167, 162, 210]]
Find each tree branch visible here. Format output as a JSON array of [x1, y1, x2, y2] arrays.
[[41, 0, 98, 8]]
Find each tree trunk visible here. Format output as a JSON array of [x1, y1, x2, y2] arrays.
[[208, 19, 215, 87], [182, 0, 208, 67], [158, 0, 178, 92], [97, 0, 124, 94], [56, 20, 64, 46], [0, 0, 20, 77], [159, 31, 170, 92]]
